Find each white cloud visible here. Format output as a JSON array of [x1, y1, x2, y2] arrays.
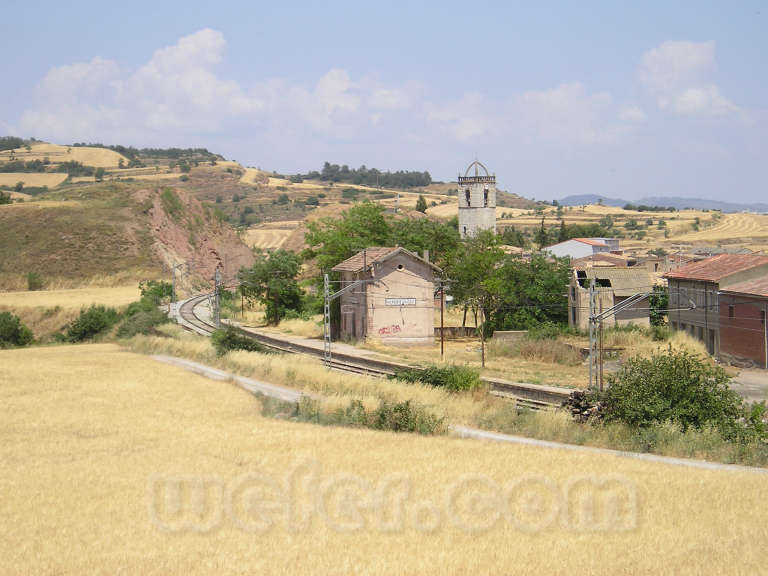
[[638, 40, 739, 117], [423, 93, 494, 141], [516, 83, 636, 145], [619, 105, 646, 123]]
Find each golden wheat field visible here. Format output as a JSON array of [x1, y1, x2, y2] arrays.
[[0, 143, 128, 168], [0, 172, 68, 188], [243, 221, 301, 250], [0, 285, 141, 309], [0, 343, 766, 575]]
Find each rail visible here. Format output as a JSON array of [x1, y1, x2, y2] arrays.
[[175, 295, 572, 410]]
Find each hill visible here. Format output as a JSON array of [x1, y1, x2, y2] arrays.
[[0, 182, 253, 291], [559, 194, 768, 213]]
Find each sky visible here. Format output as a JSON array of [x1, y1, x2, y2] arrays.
[[1, 0, 766, 202]]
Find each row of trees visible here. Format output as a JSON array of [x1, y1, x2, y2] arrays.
[[298, 162, 432, 188]]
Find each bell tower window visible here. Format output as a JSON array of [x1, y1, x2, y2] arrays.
[[483, 188, 489, 207], [464, 189, 471, 206]]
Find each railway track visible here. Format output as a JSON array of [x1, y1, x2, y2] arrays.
[[176, 295, 569, 410]]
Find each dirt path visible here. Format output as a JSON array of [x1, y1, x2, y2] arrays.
[[152, 354, 767, 475]]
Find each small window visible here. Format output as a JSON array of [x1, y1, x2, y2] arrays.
[[728, 305, 735, 319], [462, 226, 467, 236], [483, 188, 489, 207], [397, 264, 404, 270], [465, 189, 471, 206]]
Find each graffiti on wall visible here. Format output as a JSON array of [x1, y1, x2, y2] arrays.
[[378, 324, 402, 336]]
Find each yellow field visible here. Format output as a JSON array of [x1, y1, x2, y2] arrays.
[[0, 285, 140, 309], [674, 212, 768, 243], [0, 143, 128, 168], [242, 221, 301, 250], [0, 172, 68, 188], [0, 343, 765, 574]]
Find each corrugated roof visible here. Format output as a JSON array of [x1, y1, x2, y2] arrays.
[[720, 277, 768, 298], [579, 267, 652, 296], [332, 247, 441, 273], [664, 254, 768, 282]]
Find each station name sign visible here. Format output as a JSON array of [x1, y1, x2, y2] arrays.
[[385, 297, 416, 306]]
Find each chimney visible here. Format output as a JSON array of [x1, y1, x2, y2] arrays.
[[423, 250, 430, 263]]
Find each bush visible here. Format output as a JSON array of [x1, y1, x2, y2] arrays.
[[211, 326, 269, 356], [117, 308, 168, 338], [393, 364, 481, 392], [296, 397, 444, 435], [139, 280, 172, 305], [0, 190, 11, 204], [0, 312, 34, 348], [66, 305, 120, 342], [26, 271, 44, 291], [601, 348, 742, 434]]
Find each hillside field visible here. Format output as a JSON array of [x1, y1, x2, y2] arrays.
[[0, 142, 129, 168], [0, 343, 765, 574], [0, 172, 68, 188]]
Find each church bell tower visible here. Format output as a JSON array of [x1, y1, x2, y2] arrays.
[[458, 160, 496, 239]]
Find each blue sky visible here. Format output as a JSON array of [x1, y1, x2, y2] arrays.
[[1, 0, 766, 202]]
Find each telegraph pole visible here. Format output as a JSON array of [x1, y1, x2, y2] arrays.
[[440, 282, 445, 362], [588, 279, 597, 390], [323, 273, 331, 366]]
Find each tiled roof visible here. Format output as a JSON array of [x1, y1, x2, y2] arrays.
[[572, 253, 629, 268], [720, 277, 768, 298], [332, 247, 398, 272], [573, 238, 610, 247], [664, 254, 768, 282], [332, 247, 441, 273]]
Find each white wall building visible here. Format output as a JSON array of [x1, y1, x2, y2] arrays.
[[545, 238, 619, 260]]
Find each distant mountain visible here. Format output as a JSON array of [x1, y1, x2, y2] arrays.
[[558, 194, 626, 208], [558, 194, 768, 213]]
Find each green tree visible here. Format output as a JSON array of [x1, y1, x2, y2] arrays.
[[0, 190, 11, 204], [239, 250, 304, 325], [486, 253, 570, 330], [499, 225, 526, 248], [649, 285, 669, 327], [304, 201, 392, 274], [534, 217, 549, 249], [95, 167, 105, 182], [415, 194, 428, 213], [0, 311, 33, 348], [557, 219, 567, 242], [14, 181, 23, 192]]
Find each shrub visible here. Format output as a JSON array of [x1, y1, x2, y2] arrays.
[[0, 190, 11, 204], [160, 188, 184, 219], [117, 308, 168, 338], [0, 312, 34, 348], [26, 271, 44, 291], [296, 397, 444, 435], [393, 365, 481, 392], [341, 188, 359, 199], [66, 305, 120, 342], [139, 280, 173, 305], [211, 326, 269, 356], [601, 348, 742, 433]]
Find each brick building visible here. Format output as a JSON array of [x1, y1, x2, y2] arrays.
[[719, 278, 768, 369], [665, 254, 768, 355], [332, 247, 441, 344]]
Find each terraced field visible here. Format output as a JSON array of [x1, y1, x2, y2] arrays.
[[0, 143, 128, 168], [674, 212, 768, 244], [243, 221, 301, 250], [0, 173, 68, 188]]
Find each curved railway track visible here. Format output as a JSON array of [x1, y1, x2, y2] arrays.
[[177, 295, 568, 409]]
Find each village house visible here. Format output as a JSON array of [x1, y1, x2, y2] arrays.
[[568, 267, 653, 331], [332, 247, 441, 344], [718, 278, 768, 369], [665, 254, 768, 356], [546, 237, 621, 260]]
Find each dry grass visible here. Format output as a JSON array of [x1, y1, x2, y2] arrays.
[[0, 142, 128, 167], [242, 221, 301, 250], [364, 338, 587, 388], [0, 285, 140, 309], [1, 342, 766, 574], [0, 172, 68, 188]]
